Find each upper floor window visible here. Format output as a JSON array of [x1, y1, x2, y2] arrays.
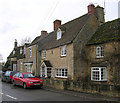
[[57, 28, 62, 40], [91, 67, 107, 81], [42, 50, 46, 59], [61, 45, 66, 56], [29, 47, 32, 58], [20, 48, 22, 54], [24, 47, 26, 54], [96, 46, 104, 58]]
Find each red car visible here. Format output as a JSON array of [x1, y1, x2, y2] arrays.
[[12, 72, 43, 89]]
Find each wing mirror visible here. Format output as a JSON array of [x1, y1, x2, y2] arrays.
[[20, 76, 23, 79]]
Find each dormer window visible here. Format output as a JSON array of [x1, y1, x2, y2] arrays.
[[20, 48, 22, 54], [13, 50, 15, 55], [57, 28, 62, 40]]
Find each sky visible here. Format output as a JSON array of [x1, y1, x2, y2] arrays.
[[0, 0, 119, 62]]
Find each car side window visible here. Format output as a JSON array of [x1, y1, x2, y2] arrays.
[[15, 73, 20, 77], [19, 73, 23, 78]]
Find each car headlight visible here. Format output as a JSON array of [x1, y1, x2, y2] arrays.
[[29, 82, 33, 84], [40, 81, 43, 83]]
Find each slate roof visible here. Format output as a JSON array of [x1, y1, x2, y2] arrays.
[[87, 18, 120, 45], [29, 33, 49, 46], [38, 14, 91, 51], [43, 60, 52, 67], [8, 46, 25, 59]]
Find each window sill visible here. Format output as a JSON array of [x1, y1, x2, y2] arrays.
[[55, 76, 68, 79], [60, 55, 66, 58]]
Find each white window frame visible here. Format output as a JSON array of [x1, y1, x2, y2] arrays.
[[24, 47, 26, 54], [29, 47, 32, 58], [57, 28, 62, 40], [55, 68, 68, 78], [96, 46, 104, 58], [13, 50, 15, 55], [61, 45, 66, 57], [20, 48, 22, 54], [91, 67, 107, 81], [42, 50, 46, 59], [20, 61, 23, 72]]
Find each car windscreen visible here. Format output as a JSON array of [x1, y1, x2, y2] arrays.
[[23, 74, 35, 78], [5, 71, 11, 76]]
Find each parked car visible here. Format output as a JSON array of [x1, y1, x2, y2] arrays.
[[1, 71, 6, 82], [12, 72, 43, 89], [4, 71, 17, 83]]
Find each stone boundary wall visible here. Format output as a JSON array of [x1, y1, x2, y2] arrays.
[[42, 78, 120, 97]]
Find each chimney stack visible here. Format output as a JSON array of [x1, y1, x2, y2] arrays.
[[53, 20, 61, 30], [41, 30, 47, 36], [88, 4, 95, 14], [14, 39, 17, 48]]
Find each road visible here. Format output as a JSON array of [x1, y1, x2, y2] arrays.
[[1, 81, 119, 102]]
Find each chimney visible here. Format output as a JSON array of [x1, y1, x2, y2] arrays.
[[53, 20, 61, 30], [88, 4, 95, 14], [14, 39, 17, 48], [41, 30, 47, 36]]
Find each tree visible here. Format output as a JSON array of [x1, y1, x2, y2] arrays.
[[20, 37, 31, 46]]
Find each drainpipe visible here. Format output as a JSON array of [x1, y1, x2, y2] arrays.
[[37, 44, 39, 77]]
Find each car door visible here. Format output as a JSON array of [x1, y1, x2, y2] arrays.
[[18, 73, 23, 86], [14, 73, 20, 85]]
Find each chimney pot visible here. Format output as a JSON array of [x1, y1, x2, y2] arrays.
[[88, 4, 95, 14], [53, 20, 61, 30], [41, 30, 47, 36], [14, 39, 17, 48]]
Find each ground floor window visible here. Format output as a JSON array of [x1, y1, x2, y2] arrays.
[[56, 68, 67, 78], [40, 66, 52, 78], [24, 63, 32, 73], [91, 67, 107, 81]]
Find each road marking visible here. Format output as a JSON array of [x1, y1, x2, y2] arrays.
[[6, 95, 17, 100], [0, 92, 17, 100], [0, 92, 3, 95]]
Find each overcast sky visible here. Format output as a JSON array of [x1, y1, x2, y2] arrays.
[[0, 0, 119, 62]]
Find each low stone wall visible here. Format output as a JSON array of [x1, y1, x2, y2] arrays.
[[42, 78, 120, 97]]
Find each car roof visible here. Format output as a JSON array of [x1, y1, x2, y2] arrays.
[[19, 72, 32, 74]]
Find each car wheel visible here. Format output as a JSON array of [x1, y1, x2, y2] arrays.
[[12, 81, 16, 86], [23, 83, 27, 89], [6, 79, 9, 83]]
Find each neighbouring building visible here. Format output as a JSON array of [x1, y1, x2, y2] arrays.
[[87, 18, 120, 86], [38, 4, 105, 80], [23, 30, 48, 75]]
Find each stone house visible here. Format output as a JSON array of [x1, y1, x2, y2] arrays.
[[87, 18, 120, 86], [23, 31, 47, 75], [38, 4, 105, 80], [7, 40, 27, 71]]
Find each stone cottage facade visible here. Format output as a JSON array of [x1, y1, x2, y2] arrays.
[[87, 18, 120, 85], [38, 4, 104, 80]]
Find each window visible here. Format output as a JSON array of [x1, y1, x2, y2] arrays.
[[47, 68, 52, 77], [13, 50, 15, 55], [42, 50, 46, 59], [20, 61, 22, 72], [56, 68, 67, 78], [96, 46, 104, 58], [29, 47, 32, 57], [20, 48, 22, 54], [24, 47, 26, 54], [91, 67, 107, 81], [61, 46, 66, 56], [57, 29, 62, 40]]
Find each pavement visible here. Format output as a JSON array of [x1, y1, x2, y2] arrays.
[[44, 86, 120, 102]]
